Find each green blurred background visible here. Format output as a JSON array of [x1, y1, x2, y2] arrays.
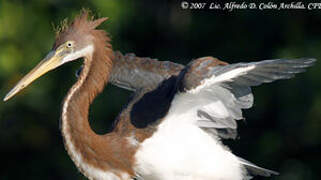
[[0, 0, 320, 179]]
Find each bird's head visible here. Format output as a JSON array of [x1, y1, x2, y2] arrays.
[[4, 10, 109, 101]]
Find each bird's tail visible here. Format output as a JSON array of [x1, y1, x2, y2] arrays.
[[238, 157, 279, 179]]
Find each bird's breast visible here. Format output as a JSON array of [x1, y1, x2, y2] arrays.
[[133, 103, 244, 180]]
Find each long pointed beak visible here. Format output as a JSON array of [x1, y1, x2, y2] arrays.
[[3, 50, 63, 101]]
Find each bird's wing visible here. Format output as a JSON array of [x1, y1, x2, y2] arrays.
[[110, 51, 184, 91], [175, 57, 316, 139]]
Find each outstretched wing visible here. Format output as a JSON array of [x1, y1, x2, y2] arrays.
[[177, 57, 316, 139], [109, 51, 184, 91], [167, 57, 315, 177]]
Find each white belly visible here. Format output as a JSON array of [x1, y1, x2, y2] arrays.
[[134, 114, 244, 180]]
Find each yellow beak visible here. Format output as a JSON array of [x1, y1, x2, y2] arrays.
[[3, 50, 63, 101]]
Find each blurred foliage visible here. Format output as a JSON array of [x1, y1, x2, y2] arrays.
[[0, 0, 321, 179]]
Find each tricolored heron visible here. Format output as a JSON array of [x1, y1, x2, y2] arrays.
[[4, 10, 316, 180]]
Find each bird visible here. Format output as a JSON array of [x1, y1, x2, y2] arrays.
[[3, 10, 316, 180]]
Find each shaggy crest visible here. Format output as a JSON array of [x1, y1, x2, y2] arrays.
[[53, 9, 109, 49]]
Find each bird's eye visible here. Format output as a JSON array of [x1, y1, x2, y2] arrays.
[[67, 42, 73, 48]]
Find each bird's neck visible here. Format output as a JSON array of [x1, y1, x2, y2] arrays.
[[61, 43, 135, 178], [62, 45, 113, 135]]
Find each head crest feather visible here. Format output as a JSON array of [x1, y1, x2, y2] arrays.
[[53, 9, 109, 48]]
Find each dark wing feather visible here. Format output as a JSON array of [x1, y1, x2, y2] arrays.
[[203, 59, 314, 88], [110, 51, 184, 91]]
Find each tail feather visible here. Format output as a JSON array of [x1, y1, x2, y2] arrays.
[[238, 157, 279, 177]]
